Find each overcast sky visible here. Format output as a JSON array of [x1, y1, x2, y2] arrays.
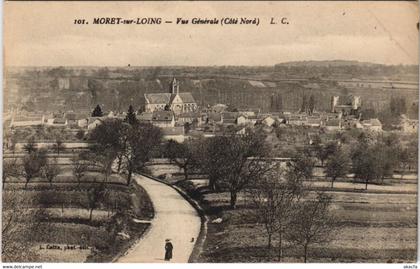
[[4, 1, 419, 66]]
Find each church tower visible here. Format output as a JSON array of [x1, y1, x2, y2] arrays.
[[170, 78, 179, 95]]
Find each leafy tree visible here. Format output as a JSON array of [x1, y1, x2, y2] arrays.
[[287, 149, 316, 180], [351, 143, 381, 190], [203, 129, 270, 209], [325, 147, 350, 188], [42, 158, 60, 186], [89, 119, 162, 185], [123, 122, 162, 185], [21, 150, 47, 189], [308, 95, 315, 115], [92, 104, 103, 117], [124, 105, 138, 125], [317, 142, 338, 166], [301, 95, 308, 113], [85, 181, 107, 222], [89, 118, 128, 176], [75, 129, 85, 140], [286, 193, 336, 263], [165, 139, 200, 181]]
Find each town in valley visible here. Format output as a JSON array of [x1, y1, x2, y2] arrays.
[[3, 62, 418, 263]]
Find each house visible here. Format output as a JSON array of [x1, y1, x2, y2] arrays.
[[151, 111, 175, 128], [144, 78, 197, 115], [52, 118, 68, 126], [342, 118, 363, 129], [306, 117, 323, 127], [287, 115, 307, 126], [206, 112, 223, 124], [362, 118, 382, 132], [10, 114, 44, 128], [236, 126, 248, 135], [177, 112, 203, 126], [161, 126, 185, 143], [222, 112, 238, 125], [331, 95, 361, 116], [237, 114, 258, 126], [86, 117, 105, 130], [237, 115, 248, 125], [209, 104, 228, 113], [64, 112, 86, 127], [324, 119, 342, 131], [400, 115, 418, 133], [138, 112, 153, 123], [260, 115, 277, 127]]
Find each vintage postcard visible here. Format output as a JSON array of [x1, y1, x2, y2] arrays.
[[2, 1, 419, 265]]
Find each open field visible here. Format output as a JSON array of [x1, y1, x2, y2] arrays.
[[2, 170, 153, 262], [145, 163, 418, 263], [195, 189, 417, 263]]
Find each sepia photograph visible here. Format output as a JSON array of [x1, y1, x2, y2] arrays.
[[2, 1, 419, 265]]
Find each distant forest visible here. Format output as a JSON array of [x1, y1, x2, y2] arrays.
[[4, 61, 419, 121]]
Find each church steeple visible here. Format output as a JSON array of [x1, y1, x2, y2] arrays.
[[170, 77, 179, 95]]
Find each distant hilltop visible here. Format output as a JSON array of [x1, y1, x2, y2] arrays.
[[275, 60, 391, 67]]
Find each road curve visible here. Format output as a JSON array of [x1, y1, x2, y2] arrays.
[[117, 174, 201, 263]]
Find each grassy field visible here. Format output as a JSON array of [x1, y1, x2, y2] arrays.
[[146, 164, 418, 263], [2, 170, 153, 262], [194, 190, 417, 263]]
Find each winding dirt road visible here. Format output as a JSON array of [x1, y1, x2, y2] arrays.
[[117, 174, 201, 263]]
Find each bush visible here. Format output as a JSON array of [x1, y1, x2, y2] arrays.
[[176, 180, 203, 201]]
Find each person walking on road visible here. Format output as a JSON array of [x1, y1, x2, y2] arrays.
[[164, 239, 173, 261]]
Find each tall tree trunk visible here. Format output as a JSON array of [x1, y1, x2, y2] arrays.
[[278, 229, 283, 261], [230, 191, 237, 209], [209, 178, 216, 191], [184, 166, 189, 181], [117, 155, 122, 173], [127, 170, 132, 186], [89, 208, 94, 222], [365, 179, 368, 190], [331, 178, 334, 188], [25, 179, 29, 189], [303, 244, 308, 263]]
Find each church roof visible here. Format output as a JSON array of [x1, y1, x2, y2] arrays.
[[144, 93, 172, 104], [144, 92, 196, 104], [178, 93, 196, 103]]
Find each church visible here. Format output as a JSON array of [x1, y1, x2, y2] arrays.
[[144, 78, 197, 115]]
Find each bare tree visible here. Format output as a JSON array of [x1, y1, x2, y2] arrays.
[[248, 167, 304, 260], [72, 155, 89, 186], [23, 137, 37, 154], [52, 138, 65, 156], [3, 158, 19, 189], [286, 192, 336, 263], [2, 194, 40, 262], [42, 158, 61, 186]]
